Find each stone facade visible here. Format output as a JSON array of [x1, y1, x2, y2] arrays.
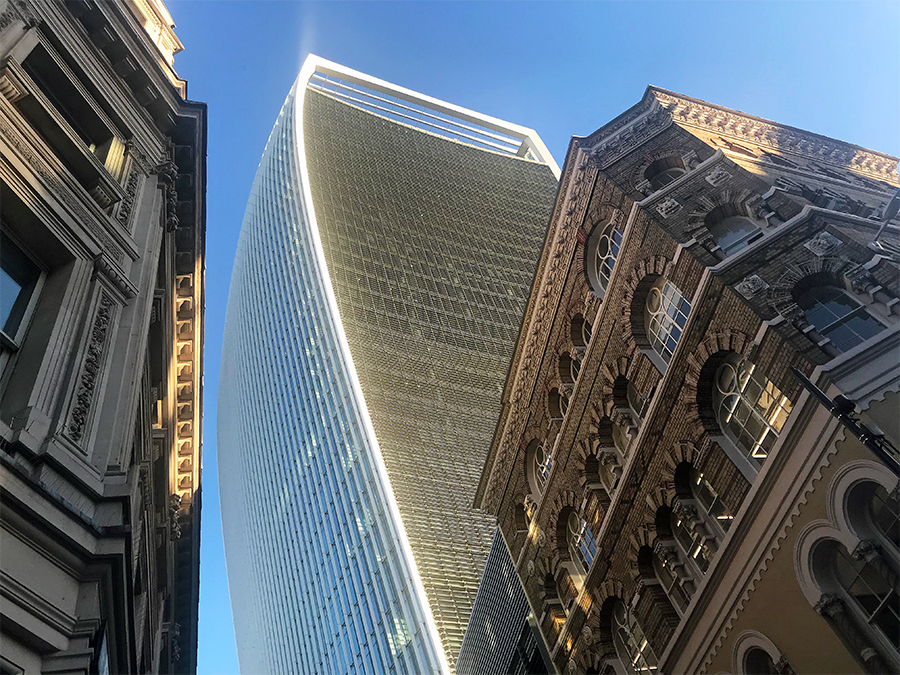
[[477, 88, 899, 674], [0, 1, 205, 673]]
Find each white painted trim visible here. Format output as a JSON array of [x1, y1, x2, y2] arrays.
[[731, 630, 783, 675], [826, 459, 898, 538], [292, 57, 450, 674], [301, 54, 560, 178]]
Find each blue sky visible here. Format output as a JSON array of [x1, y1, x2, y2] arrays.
[[165, 2, 899, 673]]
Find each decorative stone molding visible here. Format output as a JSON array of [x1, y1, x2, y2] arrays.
[[735, 274, 769, 300], [803, 231, 842, 257], [0, 0, 38, 30], [651, 90, 898, 183], [66, 293, 115, 443], [705, 165, 732, 187], [0, 113, 126, 262], [155, 159, 179, 231], [94, 253, 138, 299], [656, 197, 682, 218]]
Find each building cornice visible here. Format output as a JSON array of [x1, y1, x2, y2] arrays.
[[582, 86, 898, 184]]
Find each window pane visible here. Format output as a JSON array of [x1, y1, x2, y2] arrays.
[[0, 233, 41, 337]]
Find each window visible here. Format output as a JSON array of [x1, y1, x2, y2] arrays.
[[571, 314, 593, 350], [645, 156, 687, 191], [526, 440, 552, 499], [652, 553, 689, 612], [868, 485, 900, 550], [714, 356, 793, 468], [646, 279, 690, 364], [671, 507, 711, 574], [549, 388, 569, 420], [744, 647, 778, 675], [586, 223, 623, 297], [830, 546, 900, 647], [795, 286, 884, 353], [559, 353, 582, 385], [1, 231, 41, 348], [691, 469, 734, 532], [708, 216, 763, 256], [627, 382, 650, 422], [568, 512, 598, 575], [612, 600, 659, 674]]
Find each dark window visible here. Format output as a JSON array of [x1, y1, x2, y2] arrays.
[[795, 286, 883, 352], [1, 232, 41, 341]]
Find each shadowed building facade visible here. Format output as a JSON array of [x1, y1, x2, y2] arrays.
[[218, 56, 559, 673], [477, 88, 899, 674], [0, 0, 206, 673]]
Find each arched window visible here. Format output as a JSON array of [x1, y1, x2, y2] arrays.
[[846, 481, 900, 553], [705, 205, 763, 257], [571, 314, 593, 350], [549, 388, 570, 420], [795, 285, 884, 353], [612, 600, 659, 674], [689, 468, 734, 532], [627, 382, 651, 423], [744, 647, 778, 675], [586, 222, 623, 298], [868, 485, 900, 550], [645, 279, 690, 364], [671, 506, 711, 574], [652, 552, 689, 613], [816, 542, 900, 649], [645, 156, 687, 191], [526, 440, 552, 499], [559, 353, 582, 385], [714, 355, 793, 468], [568, 512, 598, 575]]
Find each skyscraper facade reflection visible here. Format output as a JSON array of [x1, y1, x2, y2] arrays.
[[218, 56, 559, 673]]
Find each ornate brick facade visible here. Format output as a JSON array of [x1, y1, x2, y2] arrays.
[[477, 88, 899, 674]]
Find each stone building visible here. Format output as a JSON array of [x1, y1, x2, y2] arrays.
[[0, 0, 205, 673], [476, 88, 899, 674]]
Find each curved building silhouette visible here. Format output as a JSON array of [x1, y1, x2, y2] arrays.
[[218, 55, 558, 674]]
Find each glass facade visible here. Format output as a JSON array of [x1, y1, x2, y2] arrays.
[[219, 61, 558, 674]]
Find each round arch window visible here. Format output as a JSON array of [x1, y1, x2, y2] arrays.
[[713, 356, 792, 466], [646, 279, 691, 364], [527, 440, 552, 498], [586, 223, 623, 298], [567, 512, 598, 574], [645, 156, 687, 191]]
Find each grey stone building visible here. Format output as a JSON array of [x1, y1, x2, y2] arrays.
[[0, 0, 205, 673]]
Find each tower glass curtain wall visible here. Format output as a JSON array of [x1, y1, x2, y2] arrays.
[[219, 56, 558, 674]]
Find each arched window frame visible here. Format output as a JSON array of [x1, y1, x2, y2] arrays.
[[704, 204, 764, 258], [559, 352, 582, 386], [793, 283, 888, 355], [732, 631, 789, 675], [794, 460, 900, 672], [644, 156, 688, 192], [567, 511, 598, 578], [647, 546, 690, 615], [644, 278, 691, 369], [571, 314, 593, 354], [526, 439, 553, 501], [708, 353, 794, 482], [585, 220, 624, 300], [549, 387, 570, 421], [611, 599, 660, 675]]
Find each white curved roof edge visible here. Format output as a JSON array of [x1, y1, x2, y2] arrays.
[[292, 62, 452, 675], [300, 53, 561, 179]]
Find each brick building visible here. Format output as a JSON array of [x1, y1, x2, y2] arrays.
[[0, 1, 205, 673], [477, 88, 899, 674]]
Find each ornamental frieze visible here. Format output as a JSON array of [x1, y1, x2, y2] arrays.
[[66, 293, 115, 443]]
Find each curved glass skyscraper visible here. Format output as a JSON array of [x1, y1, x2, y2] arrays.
[[218, 56, 559, 674]]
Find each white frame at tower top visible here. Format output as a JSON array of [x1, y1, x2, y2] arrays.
[[298, 54, 560, 178]]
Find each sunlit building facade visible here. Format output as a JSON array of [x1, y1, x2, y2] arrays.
[[218, 56, 559, 673]]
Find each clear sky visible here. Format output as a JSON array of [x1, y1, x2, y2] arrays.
[[164, 2, 899, 673]]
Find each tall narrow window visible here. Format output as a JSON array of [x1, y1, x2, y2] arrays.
[[586, 223, 623, 297], [691, 469, 734, 532], [526, 440, 553, 500], [795, 286, 884, 353], [652, 554, 689, 612], [568, 513, 598, 575], [714, 356, 793, 467], [646, 280, 690, 364], [671, 508, 711, 574], [1, 232, 41, 346], [613, 600, 659, 674], [869, 485, 900, 550], [832, 546, 900, 647]]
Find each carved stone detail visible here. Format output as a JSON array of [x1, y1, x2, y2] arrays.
[[94, 253, 138, 299], [155, 160, 179, 232], [67, 294, 115, 443], [704, 165, 732, 187], [656, 197, 682, 218], [804, 231, 842, 257], [735, 274, 769, 299]]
